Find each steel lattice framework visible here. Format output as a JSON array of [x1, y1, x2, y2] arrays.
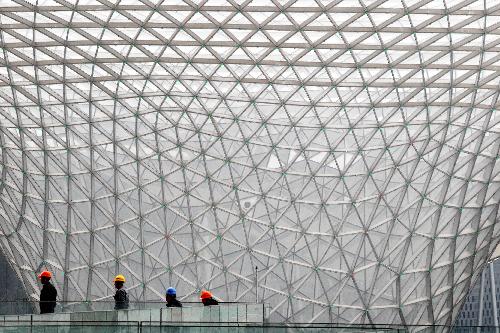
[[0, 0, 498, 327]]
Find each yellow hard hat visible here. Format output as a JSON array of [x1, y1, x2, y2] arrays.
[[113, 274, 126, 283]]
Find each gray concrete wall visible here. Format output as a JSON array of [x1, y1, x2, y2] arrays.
[[0, 252, 31, 315]]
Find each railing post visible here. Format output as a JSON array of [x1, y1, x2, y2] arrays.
[[255, 266, 258, 304]]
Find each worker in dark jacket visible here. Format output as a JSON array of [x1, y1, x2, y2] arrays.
[[166, 287, 182, 307], [39, 271, 57, 314], [113, 274, 129, 310], [200, 290, 219, 306]]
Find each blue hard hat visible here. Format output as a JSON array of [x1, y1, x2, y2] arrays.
[[166, 287, 176, 296]]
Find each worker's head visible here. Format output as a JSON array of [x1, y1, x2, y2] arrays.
[[200, 290, 212, 304], [38, 271, 52, 285], [113, 274, 126, 289], [166, 287, 176, 302]]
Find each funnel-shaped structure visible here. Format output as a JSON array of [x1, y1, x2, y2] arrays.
[[0, 0, 499, 326]]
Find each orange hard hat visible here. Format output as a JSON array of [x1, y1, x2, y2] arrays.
[[200, 290, 212, 300], [38, 271, 52, 279]]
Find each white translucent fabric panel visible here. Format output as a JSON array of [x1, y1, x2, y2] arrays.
[[0, 0, 498, 327]]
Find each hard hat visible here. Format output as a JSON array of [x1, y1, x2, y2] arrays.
[[166, 287, 176, 296], [38, 271, 52, 279], [200, 290, 212, 300], [113, 274, 126, 283]]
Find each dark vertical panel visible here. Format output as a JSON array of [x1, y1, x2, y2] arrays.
[[0, 254, 32, 314]]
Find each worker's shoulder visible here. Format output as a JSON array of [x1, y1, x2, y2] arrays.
[[115, 289, 128, 298], [47, 283, 57, 294], [42, 282, 56, 290]]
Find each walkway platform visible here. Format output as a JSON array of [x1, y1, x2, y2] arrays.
[[0, 303, 265, 329]]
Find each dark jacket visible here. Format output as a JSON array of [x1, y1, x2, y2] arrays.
[[203, 298, 219, 306], [39, 282, 57, 314], [166, 299, 182, 308], [114, 289, 129, 310]]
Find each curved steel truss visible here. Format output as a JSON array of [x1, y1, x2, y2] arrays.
[[0, 0, 499, 326]]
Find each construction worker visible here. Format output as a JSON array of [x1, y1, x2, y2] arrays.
[[38, 271, 57, 314], [113, 274, 129, 310], [200, 290, 218, 306], [165, 287, 182, 307]]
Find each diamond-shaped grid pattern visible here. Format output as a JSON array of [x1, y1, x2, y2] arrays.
[[0, 0, 499, 326]]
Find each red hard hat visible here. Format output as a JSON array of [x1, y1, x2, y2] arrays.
[[38, 271, 52, 279], [200, 290, 212, 300]]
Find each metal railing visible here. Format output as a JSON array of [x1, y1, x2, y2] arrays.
[[0, 321, 406, 333], [0, 300, 254, 315], [0, 322, 498, 333], [0, 302, 499, 333], [0, 302, 267, 326]]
